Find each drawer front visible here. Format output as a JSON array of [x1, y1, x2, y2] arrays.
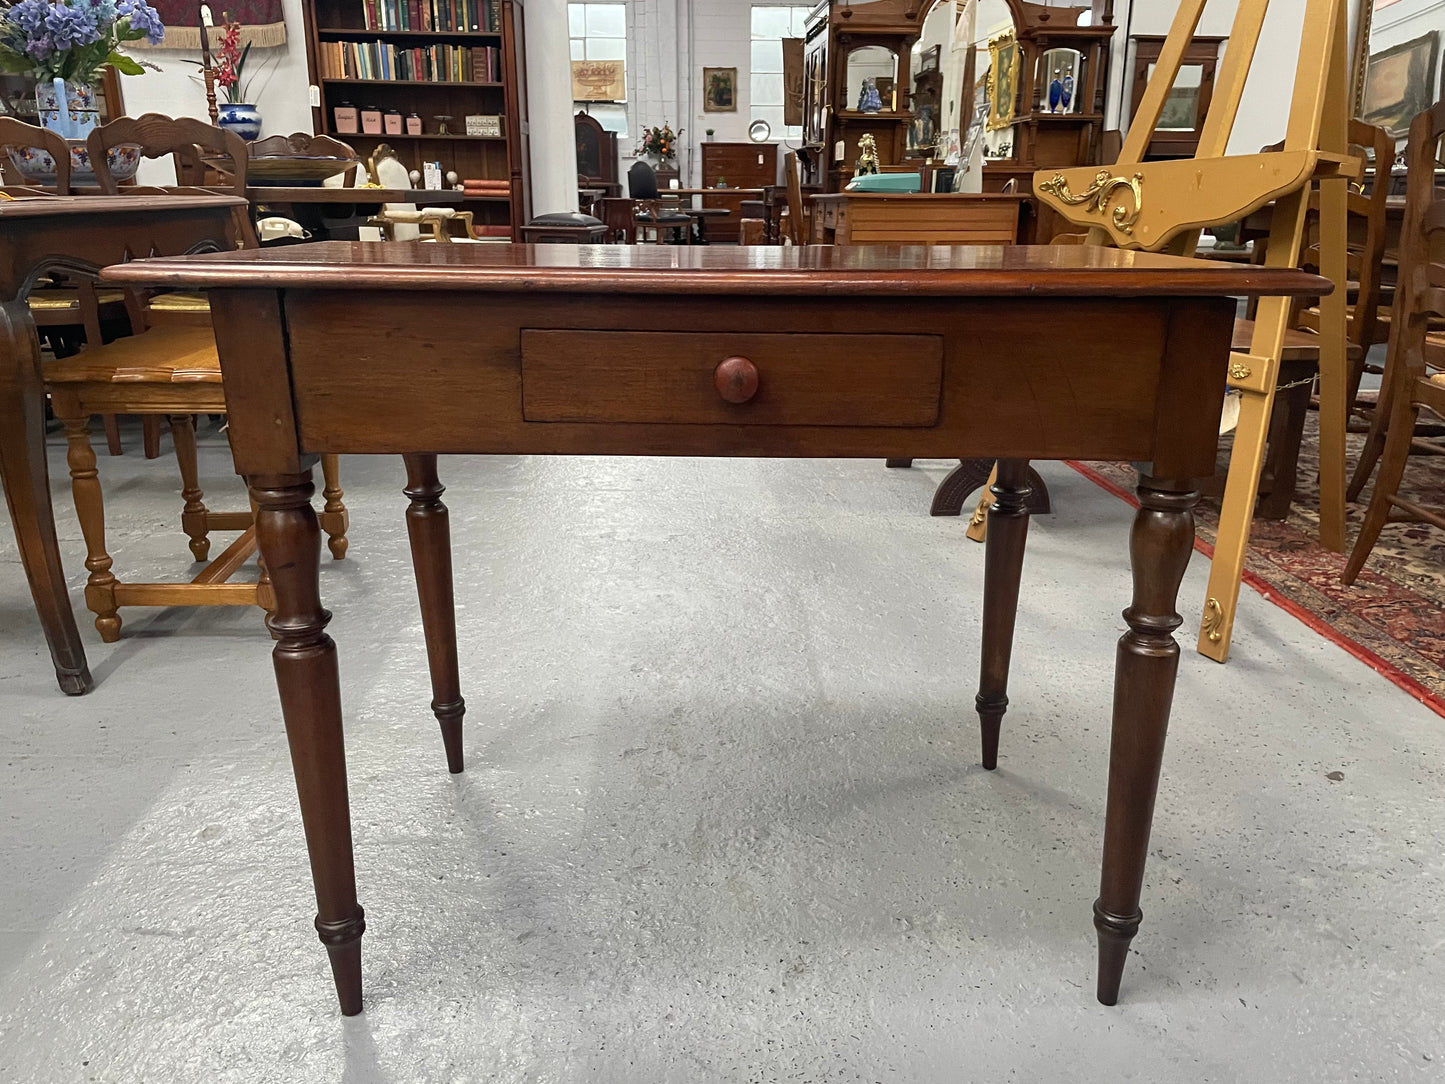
[[521, 330, 943, 427]]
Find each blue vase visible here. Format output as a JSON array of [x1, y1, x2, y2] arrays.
[[36, 79, 99, 140], [217, 102, 262, 141], [1048, 74, 1063, 113], [1061, 75, 1074, 113]]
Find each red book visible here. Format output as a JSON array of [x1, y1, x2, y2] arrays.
[[408, 0, 420, 31], [364, 0, 378, 30]]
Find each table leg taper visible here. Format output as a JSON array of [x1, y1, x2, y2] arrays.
[[1095, 474, 1197, 1005], [253, 470, 366, 1015], [976, 458, 1031, 770], [403, 454, 466, 774]]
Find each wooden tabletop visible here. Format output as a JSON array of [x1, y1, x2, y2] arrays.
[[104, 241, 1331, 298], [248, 186, 466, 204]]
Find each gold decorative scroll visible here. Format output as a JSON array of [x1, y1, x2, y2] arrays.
[[1037, 169, 1145, 234]]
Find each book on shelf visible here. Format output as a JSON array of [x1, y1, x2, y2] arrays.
[[359, 0, 502, 32], [321, 39, 501, 82]]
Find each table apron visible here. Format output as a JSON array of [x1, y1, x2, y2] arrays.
[[220, 289, 1232, 473]]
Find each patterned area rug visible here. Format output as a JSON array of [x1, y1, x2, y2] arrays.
[[1073, 412, 1445, 716]]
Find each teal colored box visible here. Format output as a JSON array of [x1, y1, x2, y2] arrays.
[[844, 173, 922, 193]]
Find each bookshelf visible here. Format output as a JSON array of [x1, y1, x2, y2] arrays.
[[301, 0, 530, 239]]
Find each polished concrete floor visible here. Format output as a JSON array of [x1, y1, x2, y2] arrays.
[[1, 423, 1442, 1083]]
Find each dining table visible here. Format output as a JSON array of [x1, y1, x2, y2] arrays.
[[0, 190, 248, 695], [679, 205, 732, 245], [103, 242, 1328, 1015]]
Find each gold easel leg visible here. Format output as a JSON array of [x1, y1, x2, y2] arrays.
[[1198, 383, 1276, 662], [1197, 186, 1309, 662]]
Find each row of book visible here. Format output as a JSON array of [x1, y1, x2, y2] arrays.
[[320, 40, 502, 83], [360, 0, 501, 33]]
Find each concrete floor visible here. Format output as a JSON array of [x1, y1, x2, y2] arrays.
[[1, 422, 1442, 1083]]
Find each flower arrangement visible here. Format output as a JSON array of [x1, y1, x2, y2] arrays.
[[213, 19, 252, 104], [636, 122, 681, 162], [0, 0, 164, 83]]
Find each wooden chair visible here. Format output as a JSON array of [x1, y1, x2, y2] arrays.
[[1342, 102, 1445, 585], [92, 113, 256, 324], [1296, 120, 1395, 420], [0, 117, 141, 455], [1222, 123, 1391, 519], [40, 114, 348, 642], [1034, 0, 1358, 662], [625, 161, 692, 244]]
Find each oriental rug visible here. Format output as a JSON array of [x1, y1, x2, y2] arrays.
[[1073, 414, 1445, 717]]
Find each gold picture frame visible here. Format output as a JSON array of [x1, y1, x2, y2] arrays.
[[703, 67, 738, 113], [986, 29, 1020, 132]]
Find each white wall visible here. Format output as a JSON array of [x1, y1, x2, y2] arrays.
[[120, 0, 313, 181], [1104, 0, 1307, 155]]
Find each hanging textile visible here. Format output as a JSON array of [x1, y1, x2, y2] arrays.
[[138, 0, 287, 50]]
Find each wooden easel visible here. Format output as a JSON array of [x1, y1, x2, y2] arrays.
[[1033, 0, 1355, 662]]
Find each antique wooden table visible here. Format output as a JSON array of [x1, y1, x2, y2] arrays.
[[0, 192, 247, 695], [103, 243, 1326, 1014]]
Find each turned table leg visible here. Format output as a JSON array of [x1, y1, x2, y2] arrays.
[[252, 471, 366, 1015], [403, 454, 466, 774], [0, 301, 92, 694], [1095, 474, 1197, 1006], [975, 459, 1031, 770]]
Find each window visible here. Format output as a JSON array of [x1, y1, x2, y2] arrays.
[[751, 5, 810, 140], [569, 2, 627, 96]]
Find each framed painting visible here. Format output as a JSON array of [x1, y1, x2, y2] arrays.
[[703, 67, 738, 113], [1361, 31, 1438, 137], [986, 29, 1020, 132]]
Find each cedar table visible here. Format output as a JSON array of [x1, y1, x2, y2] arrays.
[[104, 243, 1326, 1013], [0, 192, 247, 695]]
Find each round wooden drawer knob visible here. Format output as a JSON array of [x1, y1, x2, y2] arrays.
[[714, 355, 759, 404]]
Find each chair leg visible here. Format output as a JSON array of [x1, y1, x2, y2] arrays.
[[60, 415, 122, 642], [170, 413, 213, 562], [319, 453, 350, 560], [142, 415, 163, 459], [102, 414, 123, 456], [1342, 394, 1419, 585], [1347, 375, 1393, 502]]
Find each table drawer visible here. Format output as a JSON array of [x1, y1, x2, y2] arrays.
[[521, 330, 943, 427]]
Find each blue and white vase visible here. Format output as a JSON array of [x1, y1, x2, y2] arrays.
[[1061, 75, 1074, 113], [12, 78, 140, 187], [36, 78, 99, 140], [217, 102, 262, 141]]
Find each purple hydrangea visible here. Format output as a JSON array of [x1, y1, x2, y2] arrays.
[[116, 0, 163, 44], [44, 3, 101, 50], [25, 32, 55, 60], [7, 0, 51, 39]]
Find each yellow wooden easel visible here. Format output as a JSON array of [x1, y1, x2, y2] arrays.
[[1033, 0, 1355, 662]]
